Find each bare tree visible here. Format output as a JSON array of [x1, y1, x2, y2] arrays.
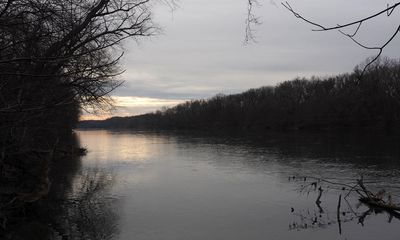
[[0, 0, 165, 155], [0, 0, 162, 212], [0, 0, 158, 112]]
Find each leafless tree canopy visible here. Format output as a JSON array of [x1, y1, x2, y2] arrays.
[[0, 0, 157, 113], [0, 0, 161, 157], [0, 1, 160, 207]]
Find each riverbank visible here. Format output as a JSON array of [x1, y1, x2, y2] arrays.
[[0, 133, 84, 239]]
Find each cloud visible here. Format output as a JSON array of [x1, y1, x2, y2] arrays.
[[99, 0, 400, 119]]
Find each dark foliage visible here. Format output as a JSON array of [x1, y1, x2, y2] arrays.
[[80, 58, 400, 131], [0, 0, 156, 235]]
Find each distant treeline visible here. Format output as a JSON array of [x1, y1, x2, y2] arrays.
[[80, 58, 400, 131]]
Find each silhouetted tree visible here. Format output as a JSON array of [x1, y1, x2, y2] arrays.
[[0, 0, 161, 229]]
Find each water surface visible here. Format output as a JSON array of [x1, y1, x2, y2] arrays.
[[74, 130, 400, 240]]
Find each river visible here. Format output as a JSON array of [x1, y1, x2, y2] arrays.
[[69, 129, 400, 240]]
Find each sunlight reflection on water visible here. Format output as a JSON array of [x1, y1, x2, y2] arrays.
[[74, 130, 400, 240]]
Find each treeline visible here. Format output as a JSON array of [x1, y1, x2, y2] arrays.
[[80, 58, 400, 131]]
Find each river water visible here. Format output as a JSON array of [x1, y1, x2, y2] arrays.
[[71, 129, 400, 240]]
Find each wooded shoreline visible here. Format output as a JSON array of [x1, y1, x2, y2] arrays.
[[80, 59, 400, 132]]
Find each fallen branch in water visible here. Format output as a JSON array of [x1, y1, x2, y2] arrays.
[[292, 175, 400, 211], [289, 175, 400, 233], [356, 176, 400, 212]]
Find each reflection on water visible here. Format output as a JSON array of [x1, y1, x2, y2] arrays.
[[78, 130, 156, 163], [47, 166, 118, 240], [70, 130, 400, 240], [7, 130, 397, 239], [0, 133, 119, 240], [55, 169, 118, 240]]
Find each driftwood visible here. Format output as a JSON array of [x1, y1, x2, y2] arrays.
[[359, 197, 400, 212], [356, 176, 400, 212]]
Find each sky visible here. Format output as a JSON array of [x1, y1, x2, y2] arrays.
[[83, 0, 400, 120]]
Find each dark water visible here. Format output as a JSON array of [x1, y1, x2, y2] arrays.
[[69, 130, 400, 240]]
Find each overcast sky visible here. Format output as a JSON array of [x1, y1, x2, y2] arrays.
[[85, 0, 400, 119]]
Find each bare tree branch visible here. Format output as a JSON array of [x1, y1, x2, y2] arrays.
[[245, 0, 262, 44], [282, 1, 400, 75]]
